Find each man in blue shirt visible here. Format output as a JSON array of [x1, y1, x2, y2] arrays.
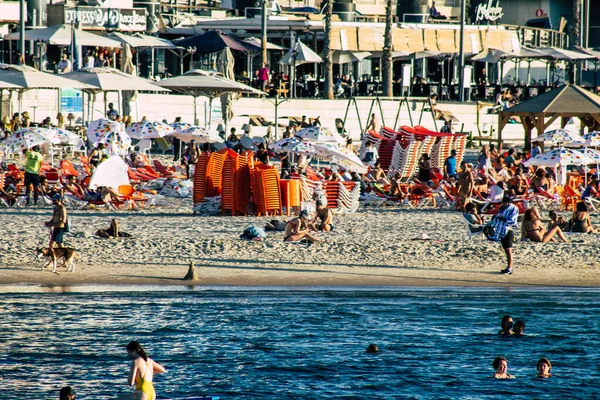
[[444, 149, 458, 180], [530, 143, 541, 159], [486, 195, 519, 274]]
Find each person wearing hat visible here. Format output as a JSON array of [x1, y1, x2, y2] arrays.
[[444, 149, 458, 180], [485, 195, 519, 274], [283, 210, 320, 243], [45, 194, 68, 249]]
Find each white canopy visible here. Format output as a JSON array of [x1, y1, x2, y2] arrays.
[[0, 64, 95, 90], [4, 24, 121, 47], [64, 68, 170, 92], [280, 40, 322, 65], [104, 32, 176, 49], [88, 156, 130, 191]]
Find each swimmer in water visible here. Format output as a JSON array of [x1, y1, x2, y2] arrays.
[[498, 315, 514, 335], [366, 344, 379, 353], [513, 320, 526, 336], [117, 341, 167, 400], [492, 356, 515, 379], [59, 386, 76, 400], [537, 358, 552, 378]]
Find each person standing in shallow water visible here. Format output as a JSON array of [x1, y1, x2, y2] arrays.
[[537, 358, 552, 378], [491, 356, 514, 379], [118, 341, 166, 400], [498, 315, 514, 335]]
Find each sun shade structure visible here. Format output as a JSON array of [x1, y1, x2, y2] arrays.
[[471, 48, 512, 64], [4, 24, 121, 47], [175, 30, 255, 53], [0, 64, 95, 90], [243, 37, 285, 51], [103, 32, 175, 49], [64, 67, 169, 92], [156, 69, 264, 124], [536, 47, 596, 61], [499, 85, 600, 149], [331, 51, 371, 64]]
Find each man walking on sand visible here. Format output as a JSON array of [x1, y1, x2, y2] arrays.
[[486, 195, 519, 275], [23, 146, 43, 206], [45, 194, 68, 248]]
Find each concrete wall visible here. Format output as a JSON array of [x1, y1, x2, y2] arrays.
[[2, 89, 568, 147]]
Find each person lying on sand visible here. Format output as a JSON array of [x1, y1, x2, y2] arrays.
[[283, 210, 320, 243]]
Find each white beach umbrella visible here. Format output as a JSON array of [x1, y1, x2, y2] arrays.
[[531, 129, 585, 145], [295, 126, 345, 145], [3, 128, 59, 153], [524, 148, 593, 185], [87, 119, 125, 144], [126, 120, 174, 140]]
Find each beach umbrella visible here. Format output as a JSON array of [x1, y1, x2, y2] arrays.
[[524, 148, 593, 185], [97, 130, 132, 156], [3, 128, 59, 153], [169, 122, 192, 133], [288, 139, 316, 156], [331, 51, 372, 64], [314, 143, 367, 173], [5, 24, 121, 47], [269, 137, 301, 152], [582, 148, 600, 164], [175, 126, 221, 143], [470, 48, 512, 64], [126, 120, 174, 140], [295, 126, 345, 144], [524, 148, 592, 167], [531, 129, 585, 145], [219, 47, 235, 131], [52, 128, 85, 146], [86, 119, 125, 144], [581, 131, 600, 146], [279, 40, 323, 65]]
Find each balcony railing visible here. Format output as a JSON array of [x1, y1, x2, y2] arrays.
[[504, 25, 569, 49]]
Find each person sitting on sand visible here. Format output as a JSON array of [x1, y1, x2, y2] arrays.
[[314, 200, 333, 232], [571, 201, 599, 233], [59, 386, 76, 400], [96, 219, 132, 239], [521, 207, 568, 243], [492, 356, 515, 379], [283, 210, 320, 243], [548, 210, 569, 232], [498, 315, 513, 335], [537, 358, 552, 378], [513, 320, 525, 336], [531, 169, 548, 193], [463, 202, 484, 233]]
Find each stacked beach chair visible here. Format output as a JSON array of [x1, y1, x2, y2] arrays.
[[251, 164, 282, 216], [221, 150, 238, 215], [234, 151, 254, 215]]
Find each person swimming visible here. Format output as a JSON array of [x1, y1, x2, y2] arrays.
[[59, 386, 76, 400], [365, 344, 379, 353], [492, 356, 515, 379], [498, 315, 514, 335], [513, 320, 526, 336], [537, 358, 552, 378], [117, 341, 167, 400]]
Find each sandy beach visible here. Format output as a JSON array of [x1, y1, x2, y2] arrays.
[[1, 201, 599, 287]]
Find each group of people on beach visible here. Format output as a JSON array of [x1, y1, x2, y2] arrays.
[[493, 315, 552, 379]]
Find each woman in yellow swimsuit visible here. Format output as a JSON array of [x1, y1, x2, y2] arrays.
[[118, 341, 167, 400]]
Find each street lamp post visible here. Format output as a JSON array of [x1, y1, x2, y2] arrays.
[[457, 0, 466, 102], [188, 46, 197, 71]]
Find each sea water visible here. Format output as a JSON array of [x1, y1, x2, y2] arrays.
[[1, 286, 599, 399]]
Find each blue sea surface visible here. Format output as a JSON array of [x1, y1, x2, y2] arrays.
[[0, 286, 599, 399]]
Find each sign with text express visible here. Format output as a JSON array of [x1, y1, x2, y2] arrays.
[[65, 7, 147, 31]]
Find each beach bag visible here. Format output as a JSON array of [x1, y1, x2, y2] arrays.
[[483, 223, 495, 239], [64, 216, 71, 233], [240, 225, 267, 241]]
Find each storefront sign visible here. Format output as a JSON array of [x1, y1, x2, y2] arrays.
[[65, 7, 147, 31], [476, 0, 503, 22]]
